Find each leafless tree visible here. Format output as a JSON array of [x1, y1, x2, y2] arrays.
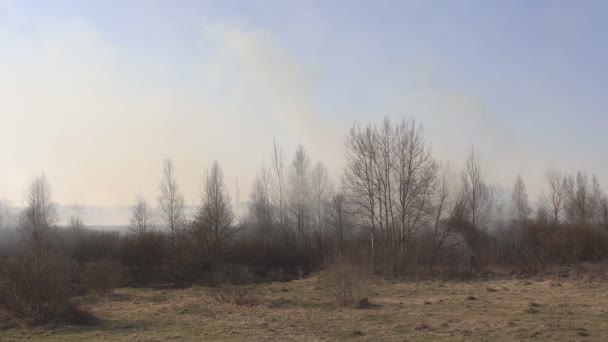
[[251, 163, 273, 230], [310, 161, 331, 256], [19, 175, 58, 263], [0, 200, 4, 230], [590, 175, 605, 225], [343, 123, 379, 272], [539, 166, 566, 226], [288, 145, 312, 246], [373, 118, 394, 267], [564, 171, 596, 224], [393, 118, 438, 271], [427, 168, 454, 270], [189, 161, 235, 266], [271, 138, 287, 237], [7, 175, 71, 324], [461, 147, 490, 229], [511, 175, 531, 223], [129, 196, 155, 237], [600, 195, 608, 228], [158, 158, 185, 266], [327, 187, 353, 255]]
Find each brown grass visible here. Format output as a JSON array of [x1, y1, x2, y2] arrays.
[[1, 277, 608, 341]]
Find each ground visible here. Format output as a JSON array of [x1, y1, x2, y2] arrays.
[[2, 277, 608, 341]]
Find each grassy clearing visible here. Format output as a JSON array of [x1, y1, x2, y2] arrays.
[[2, 277, 608, 341]]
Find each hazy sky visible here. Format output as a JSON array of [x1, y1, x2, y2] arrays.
[[1, 1, 607, 214]]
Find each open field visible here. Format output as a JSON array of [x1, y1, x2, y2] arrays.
[[2, 277, 608, 341]]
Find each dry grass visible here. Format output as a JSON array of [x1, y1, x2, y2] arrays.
[[2, 277, 608, 341]]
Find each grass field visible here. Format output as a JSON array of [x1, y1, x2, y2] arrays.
[[2, 276, 608, 341]]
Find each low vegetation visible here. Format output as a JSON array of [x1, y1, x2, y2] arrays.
[[2, 276, 608, 341], [212, 264, 259, 305], [317, 259, 370, 307], [2, 116, 608, 339]]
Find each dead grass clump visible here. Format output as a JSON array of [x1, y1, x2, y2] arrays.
[[81, 259, 124, 297], [572, 263, 608, 281], [415, 322, 430, 331], [212, 264, 258, 305], [317, 260, 370, 307], [525, 307, 540, 314], [577, 328, 590, 337], [351, 330, 364, 336]]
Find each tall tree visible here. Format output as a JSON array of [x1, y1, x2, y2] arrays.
[[251, 163, 274, 240], [327, 188, 353, 256], [343, 123, 378, 272], [600, 195, 608, 228], [288, 145, 312, 245], [129, 196, 155, 237], [461, 147, 490, 229], [19, 175, 57, 265], [539, 167, 566, 226], [310, 161, 331, 256], [158, 158, 185, 268], [393, 118, 438, 269], [511, 175, 531, 223], [190, 161, 235, 266], [271, 138, 287, 238], [564, 171, 596, 224]]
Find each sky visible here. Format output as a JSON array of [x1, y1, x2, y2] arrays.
[[1, 0, 607, 224]]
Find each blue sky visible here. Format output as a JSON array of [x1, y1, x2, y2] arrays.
[[1, 0, 607, 219]]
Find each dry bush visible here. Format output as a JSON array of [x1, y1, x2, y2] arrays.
[[524, 224, 608, 266], [81, 259, 124, 296], [570, 263, 608, 281], [318, 259, 371, 307], [212, 264, 258, 305], [0, 254, 72, 325]]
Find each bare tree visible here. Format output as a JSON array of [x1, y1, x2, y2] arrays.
[[327, 188, 353, 255], [539, 166, 566, 226], [461, 147, 490, 229], [343, 123, 378, 272], [19, 175, 58, 262], [428, 168, 454, 270], [590, 175, 604, 225], [393, 118, 438, 271], [288, 145, 312, 246], [0, 200, 4, 230], [600, 195, 608, 228], [251, 163, 274, 231], [271, 138, 287, 237], [129, 196, 155, 237], [158, 158, 185, 267], [189, 161, 235, 266], [511, 175, 531, 223], [310, 161, 331, 256], [564, 171, 596, 225], [374, 118, 394, 268], [9, 175, 70, 324]]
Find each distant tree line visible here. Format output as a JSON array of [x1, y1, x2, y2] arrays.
[[2, 116, 608, 324]]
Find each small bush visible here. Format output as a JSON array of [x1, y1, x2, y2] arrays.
[[212, 264, 258, 305], [81, 259, 124, 296], [318, 260, 370, 307], [0, 253, 73, 325]]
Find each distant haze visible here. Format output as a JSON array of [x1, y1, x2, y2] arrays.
[[2, 1, 608, 225]]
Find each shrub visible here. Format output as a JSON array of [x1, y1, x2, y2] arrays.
[[318, 259, 370, 307], [81, 259, 124, 296], [0, 253, 72, 325], [212, 264, 258, 305]]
